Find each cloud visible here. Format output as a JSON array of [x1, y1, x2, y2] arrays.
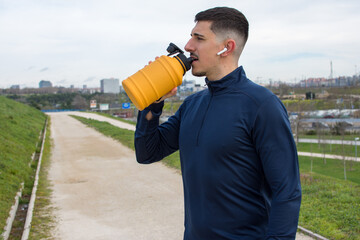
[[0, 0, 359, 88], [84, 76, 97, 82], [26, 66, 35, 71], [56, 79, 68, 84]]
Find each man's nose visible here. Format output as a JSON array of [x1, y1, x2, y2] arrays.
[[184, 39, 194, 53]]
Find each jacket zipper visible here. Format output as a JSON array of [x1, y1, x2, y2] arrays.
[[196, 91, 213, 146]]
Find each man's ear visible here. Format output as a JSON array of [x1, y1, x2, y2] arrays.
[[222, 39, 236, 56]]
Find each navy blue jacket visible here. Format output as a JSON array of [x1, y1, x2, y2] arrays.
[[135, 66, 301, 240]]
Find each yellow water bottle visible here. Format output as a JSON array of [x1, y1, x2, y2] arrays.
[[122, 43, 193, 110]]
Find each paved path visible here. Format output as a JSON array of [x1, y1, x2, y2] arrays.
[[48, 112, 183, 239], [47, 111, 314, 240], [298, 151, 360, 162], [299, 138, 359, 145]]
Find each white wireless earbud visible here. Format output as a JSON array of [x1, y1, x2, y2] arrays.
[[217, 47, 228, 56]]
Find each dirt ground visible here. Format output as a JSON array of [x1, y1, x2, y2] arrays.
[[47, 112, 313, 240]]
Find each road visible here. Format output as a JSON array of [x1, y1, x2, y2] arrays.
[[298, 151, 360, 162], [299, 138, 359, 145], [47, 112, 314, 240], [48, 112, 183, 239]]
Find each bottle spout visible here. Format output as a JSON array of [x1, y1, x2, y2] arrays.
[[167, 43, 184, 56], [187, 57, 194, 64]]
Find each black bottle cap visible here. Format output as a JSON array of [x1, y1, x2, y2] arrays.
[[167, 42, 193, 74], [167, 43, 184, 55], [176, 53, 193, 72]]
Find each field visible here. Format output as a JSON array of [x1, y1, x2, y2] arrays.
[[1, 93, 359, 239]]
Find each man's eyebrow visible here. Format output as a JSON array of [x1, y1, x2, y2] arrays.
[[191, 32, 205, 38]]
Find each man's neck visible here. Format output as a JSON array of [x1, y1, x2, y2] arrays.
[[207, 64, 238, 81]]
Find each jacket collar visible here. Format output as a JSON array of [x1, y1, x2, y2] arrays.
[[205, 66, 246, 94]]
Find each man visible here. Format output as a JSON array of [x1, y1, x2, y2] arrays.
[[135, 7, 301, 240]]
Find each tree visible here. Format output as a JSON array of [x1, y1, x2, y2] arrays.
[[332, 122, 348, 180], [72, 95, 88, 109]]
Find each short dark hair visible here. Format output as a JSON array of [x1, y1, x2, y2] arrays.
[[195, 7, 249, 44]]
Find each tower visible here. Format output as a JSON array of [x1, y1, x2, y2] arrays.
[[329, 61, 333, 79]]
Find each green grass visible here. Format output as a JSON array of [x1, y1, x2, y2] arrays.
[[0, 96, 47, 236], [299, 156, 360, 185], [28, 119, 56, 240], [299, 173, 360, 239], [70, 115, 360, 240], [163, 101, 181, 115]]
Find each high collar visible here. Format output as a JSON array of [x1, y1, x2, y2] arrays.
[[205, 66, 246, 94]]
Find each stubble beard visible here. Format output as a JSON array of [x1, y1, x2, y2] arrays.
[[192, 69, 206, 77]]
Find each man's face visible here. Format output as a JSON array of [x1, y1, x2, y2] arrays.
[[185, 21, 222, 80]]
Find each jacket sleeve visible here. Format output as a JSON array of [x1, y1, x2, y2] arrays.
[[134, 101, 181, 164], [252, 95, 302, 239]]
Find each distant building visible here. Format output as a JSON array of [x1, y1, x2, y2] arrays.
[[180, 80, 196, 92], [88, 88, 101, 94], [39, 80, 52, 88], [194, 83, 206, 92], [10, 85, 20, 89], [100, 78, 120, 93]]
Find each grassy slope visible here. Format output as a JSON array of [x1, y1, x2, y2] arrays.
[[0, 96, 46, 235], [72, 115, 359, 239]]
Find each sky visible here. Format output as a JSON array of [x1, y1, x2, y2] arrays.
[[0, 0, 359, 89]]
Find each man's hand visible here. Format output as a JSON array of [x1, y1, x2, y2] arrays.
[[155, 87, 178, 103], [145, 87, 177, 121]]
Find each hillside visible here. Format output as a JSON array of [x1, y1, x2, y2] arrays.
[[0, 96, 47, 234]]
